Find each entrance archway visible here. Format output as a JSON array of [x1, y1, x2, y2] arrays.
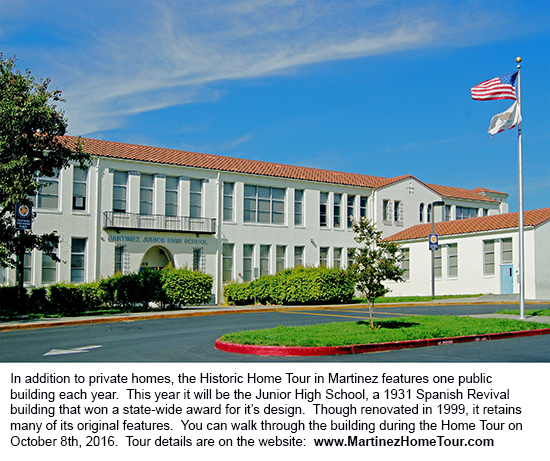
[[141, 246, 174, 271]]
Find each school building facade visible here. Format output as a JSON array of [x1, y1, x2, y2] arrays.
[[3, 136, 545, 302]]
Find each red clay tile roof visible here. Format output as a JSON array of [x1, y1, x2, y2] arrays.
[[471, 187, 509, 196], [384, 208, 550, 242], [61, 136, 501, 201], [63, 136, 385, 188]]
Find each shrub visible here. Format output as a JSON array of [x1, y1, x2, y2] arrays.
[[0, 285, 23, 317], [48, 282, 86, 316], [162, 268, 213, 307], [223, 266, 355, 306]]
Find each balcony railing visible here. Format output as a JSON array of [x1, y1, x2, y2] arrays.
[[103, 211, 216, 234]]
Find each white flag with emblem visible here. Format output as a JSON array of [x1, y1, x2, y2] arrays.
[[488, 101, 521, 137]]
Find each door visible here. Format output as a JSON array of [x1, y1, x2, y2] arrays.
[[500, 264, 514, 294]]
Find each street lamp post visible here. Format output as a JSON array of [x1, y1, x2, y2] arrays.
[[431, 201, 445, 298]]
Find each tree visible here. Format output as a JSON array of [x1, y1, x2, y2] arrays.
[[347, 217, 405, 329], [0, 55, 90, 272]]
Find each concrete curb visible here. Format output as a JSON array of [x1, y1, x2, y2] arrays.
[[215, 327, 550, 357]]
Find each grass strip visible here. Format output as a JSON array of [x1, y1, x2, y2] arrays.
[[220, 315, 550, 348], [496, 309, 550, 317]]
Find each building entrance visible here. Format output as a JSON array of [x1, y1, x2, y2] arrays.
[[141, 246, 173, 271]]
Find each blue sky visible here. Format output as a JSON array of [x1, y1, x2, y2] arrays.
[[2, 0, 549, 211]]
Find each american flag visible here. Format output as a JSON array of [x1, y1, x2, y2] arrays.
[[471, 71, 518, 101]]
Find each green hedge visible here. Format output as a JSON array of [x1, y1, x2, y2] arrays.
[[0, 268, 213, 318], [223, 266, 355, 306]]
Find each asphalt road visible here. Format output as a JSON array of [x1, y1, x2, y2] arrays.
[[1, 303, 549, 362]]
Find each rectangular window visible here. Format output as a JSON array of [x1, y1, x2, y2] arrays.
[[483, 208, 489, 217], [260, 245, 270, 277], [383, 200, 391, 222], [444, 205, 452, 221], [23, 252, 32, 283], [165, 176, 179, 217], [294, 246, 304, 267], [484, 240, 495, 275], [41, 252, 57, 283], [72, 167, 88, 210], [394, 200, 402, 223], [347, 195, 355, 228], [0, 266, 5, 284], [140, 173, 154, 215], [456, 206, 477, 220], [294, 189, 304, 226], [360, 196, 368, 219], [401, 248, 410, 280], [243, 244, 254, 282], [244, 185, 285, 224], [37, 171, 59, 209], [320, 192, 328, 227], [333, 193, 342, 227], [223, 182, 235, 222], [319, 247, 329, 267], [114, 245, 124, 274], [434, 248, 442, 278], [222, 243, 234, 283], [190, 179, 202, 218], [276, 245, 286, 273], [448, 243, 458, 277], [193, 247, 203, 272], [334, 247, 342, 269], [347, 248, 356, 267], [113, 171, 128, 212], [71, 238, 86, 283], [502, 238, 513, 263]]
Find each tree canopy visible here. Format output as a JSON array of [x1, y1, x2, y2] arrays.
[[0, 54, 89, 268], [347, 217, 405, 328]]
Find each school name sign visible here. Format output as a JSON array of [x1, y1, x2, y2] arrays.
[[107, 234, 209, 246]]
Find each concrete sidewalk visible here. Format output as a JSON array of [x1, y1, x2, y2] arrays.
[[1, 294, 548, 332]]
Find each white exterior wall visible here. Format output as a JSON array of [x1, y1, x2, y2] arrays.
[[534, 221, 550, 299], [385, 227, 543, 299]]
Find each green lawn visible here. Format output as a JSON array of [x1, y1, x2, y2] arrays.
[[358, 294, 483, 304], [496, 308, 550, 317], [220, 315, 549, 348]]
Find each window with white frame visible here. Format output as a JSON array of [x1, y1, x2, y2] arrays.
[[319, 247, 329, 267], [71, 238, 86, 283], [244, 185, 285, 224], [334, 247, 342, 269], [140, 173, 154, 215], [36, 171, 59, 209], [222, 243, 234, 283], [347, 195, 355, 228], [114, 245, 125, 274], [294, 246, 304, 267], [444, 205, 452, 221], [448, 243, 458, 277], [23, 252, 32, 283], [383, 200, 391, 222], [294, 189, 304, 226], [72, 167, 87, 211], [223, 182, 234, 222], [41, 252, 57, 283], [276, 245, 286, 272], [419, 203, 424, 223], [320, 192, 328, 227], [483, 240, 495, 275], [427, 203, 432, 223], [360, 196, 368, 219], [434, 247, 442, 278], [193, 247, 204, 272], [394, 200, 402, 224], [190, 179, 202, 218], [456, 206, 477, 220], [165, 176, 179, 217], [502, 238, 513, 263], [260, 245, 270, 276], [243, 244, 254, 282], [113, 171, 128, 212], [401, 248, 410, 280], [333, 193, 342, 227]]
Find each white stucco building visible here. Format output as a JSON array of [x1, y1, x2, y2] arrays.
[[383, 208, 550, 300], [4, 136, 539, 302]]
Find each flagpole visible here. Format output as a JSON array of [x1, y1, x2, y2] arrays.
[[516, 57, 525, 319]]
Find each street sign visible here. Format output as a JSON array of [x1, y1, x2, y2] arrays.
[[15, 203, 32, 230], [429, 233, 439, 251]]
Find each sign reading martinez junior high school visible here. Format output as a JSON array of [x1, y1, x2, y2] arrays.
[[107, 234, 209, 246]]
